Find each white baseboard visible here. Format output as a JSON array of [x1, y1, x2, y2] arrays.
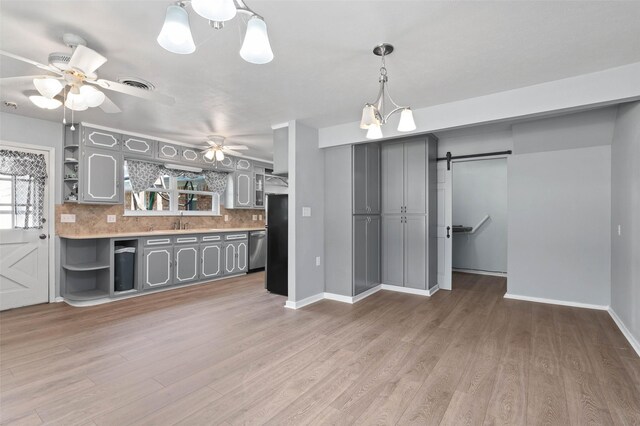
[[284, 292, 325, 310], [353, 285, 382, 302], [323, 292, 355, 304], [608, 308, 640, 357], [381, 284, 439, 297], [503, 293, 609, 310], [453, 268, 507, 278]]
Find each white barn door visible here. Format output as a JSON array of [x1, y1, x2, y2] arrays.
[[437, 161, 452, 290]]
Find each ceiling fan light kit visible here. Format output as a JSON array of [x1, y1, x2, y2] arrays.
[[158, 0, 274, 64], [29, 95, 62, 110], [33, 77, 63, 99], [359, 43, 416, 140]]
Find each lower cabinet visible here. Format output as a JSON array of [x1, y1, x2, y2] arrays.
[[200, 243, 224, 279], [143, 246, 173, 289], [174, 244, 200, 284], [223, 241, 248, 275], [381, 215, 427, 289], [353, 215, 380, 295]]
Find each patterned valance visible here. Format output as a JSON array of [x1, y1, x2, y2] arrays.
[[0, 149, 47, 229], [126, 160, 228, 195]]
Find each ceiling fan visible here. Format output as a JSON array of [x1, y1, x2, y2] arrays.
[[201, 135, 249, 161], [0, 33, 175, 116]]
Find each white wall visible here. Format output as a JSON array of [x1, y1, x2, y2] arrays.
[[452, 158, 507, 273], [610, 101, 640, 349], [288, 121, 325, 303]]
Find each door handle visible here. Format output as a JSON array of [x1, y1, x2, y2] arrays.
[[39, 234, 48, 240], [446, 226, 451, 238]]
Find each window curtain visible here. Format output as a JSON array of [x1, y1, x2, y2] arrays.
[[0, 149, 47, 229], [127, 160, 229, 195]]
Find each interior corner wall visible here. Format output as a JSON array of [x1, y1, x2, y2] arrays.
[[507, 108, 615, 306], [610, 101, 640, 346], [288, 121, 325, 303]]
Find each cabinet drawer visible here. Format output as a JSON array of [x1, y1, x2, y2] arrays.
[[235, 159, 252, 171], [215, 156, 235, 171], [143, 237, 172, 246], [225, 233, 248, 241], [83, 127, 121, 150], [157, 143, 181, 161], [122, 136, 155, 157], [180, 147, 201, 164], [173, 235, 199, 244], [201, 234, 223, 242]]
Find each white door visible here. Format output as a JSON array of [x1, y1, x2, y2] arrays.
[[0, 146, 50, 310], [437, 161, 452, 290]]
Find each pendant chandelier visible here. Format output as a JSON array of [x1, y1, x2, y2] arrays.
[[157, 0, 273, 64], [359, 43, 416, 139]]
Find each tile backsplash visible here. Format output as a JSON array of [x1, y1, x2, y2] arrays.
[[55, 203, 264, 236]]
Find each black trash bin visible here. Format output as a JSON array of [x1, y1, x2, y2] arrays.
[[114, 246, 136, 291]]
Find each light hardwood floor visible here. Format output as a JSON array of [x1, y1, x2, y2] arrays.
[[1, 272, 639, 425]]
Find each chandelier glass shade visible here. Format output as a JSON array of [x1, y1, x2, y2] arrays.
[[359, 44, 416, 139], [158, 0, 273, 64]]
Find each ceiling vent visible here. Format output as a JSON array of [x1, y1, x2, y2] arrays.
[[48, 52, 72, 70], [117, 77, 155, 91]]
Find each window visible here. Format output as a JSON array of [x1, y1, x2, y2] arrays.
[[124, 161, 221, 216], [0, 174, 39, 229]]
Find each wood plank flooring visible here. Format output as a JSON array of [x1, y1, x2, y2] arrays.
[[1, 272, 639, 425]]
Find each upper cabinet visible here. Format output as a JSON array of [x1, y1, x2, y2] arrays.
[[157, 142, 181, 161], [216, 156, 235, 171], [82, 127, 121, 151], [236, 159, 252, 171], [81, 147, 123, 204], [353, 143, 380, 215], [180, 147, 201, 165], [122, 135, 155, 158], [272, 126, 288, 175], [381, 139, 427, 215]]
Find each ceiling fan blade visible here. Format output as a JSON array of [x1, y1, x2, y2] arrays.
[[68, 45, 107, 75], [99, 95, 121, 114], [0, 75, 52, 87], [0, 50, 63, 75], [224, 145, 249, 150], [90, 79, 175, 106], [222, 148, 245, 157]]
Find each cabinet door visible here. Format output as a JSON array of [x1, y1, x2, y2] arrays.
[[404, 216, 427, 289], [180, 147, 201, 165], [236, 240, 248, 273], [157, 142, 181, 161], [82, 148, 122, 204], [404, 140, 427, 214], [224, 243, 237, 274], [122, 136, 155, 158], [253, 172, 265, 209], [201, 243, 224, 279], [236, 159, 252, 171], [366, 215, 381, 289], [174, 244, 199, 284], [235, 172, 252, 207], [82, 127, 121, 151], [352, 145, 368, 214], [381, 144, 404, 215], [381, 215, 404, 286], [143, 246, 173, 289], [367, 144, 381, 214], [353, 216, 368, 295], [215, 156, 235, 171]]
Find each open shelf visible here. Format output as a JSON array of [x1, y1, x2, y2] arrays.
[[61, 238, 112, 301], [63, 261, 111, 271], [64, 288, 110, 301]]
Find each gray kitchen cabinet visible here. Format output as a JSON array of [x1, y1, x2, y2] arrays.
[[82, 126, 121, 151], [253, 170, 265, 209], [272, 126, 288, 175], [404, 141, 427, 214], [180, 147, 201, 165], [381, 143, 404, 215], [235, 172, 253, 208], [353, 215, 380, 295], [122, 135, 155, 158], [174, 244, 199, 284], [353, 144, 380, 215], [143, 246, 173, 289], [223, 240, 248, 274], [404, 216, 427, 289], [200, 242, 224, 279], [157, 142, 181, 161], [236, 158, 252, 171], [381, 215, 404, 286], [81, 147, 123, 204], [215, 156, 235, 171]]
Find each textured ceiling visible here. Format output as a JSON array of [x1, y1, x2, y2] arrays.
[[1, 1, 640, 160]]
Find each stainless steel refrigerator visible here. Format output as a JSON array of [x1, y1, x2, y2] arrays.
[[265, 194, 288, 296]]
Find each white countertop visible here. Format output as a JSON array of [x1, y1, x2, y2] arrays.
[[58, 227, 265, 239]]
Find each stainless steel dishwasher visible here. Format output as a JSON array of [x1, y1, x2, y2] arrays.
[[249, 230, 266, 271]]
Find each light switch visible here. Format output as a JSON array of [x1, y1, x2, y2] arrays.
[[259, 214, 263, 221], [302, 207, 311, 217], [107, 215, 116, 223], [60, 214, 76, 223], [252, 215, 258, 221], [316, 256, 321, 266], [618, 225, 622, 236]]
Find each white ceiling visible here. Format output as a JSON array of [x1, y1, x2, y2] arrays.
[[1, 1, 640, 160]]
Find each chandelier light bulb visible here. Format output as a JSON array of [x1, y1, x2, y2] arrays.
[[397, 108, 416, 132], [215, 149, 225, 161], [29, 95, 62, 110], [65, 91, 88, 111], [79, 85, 106, 108], [360, 104, 378, 129], [157, 4, 196, 54], [33, 78, 63, 99], [192, 0, 237, 22], [240, 16, 274, 64], [366, 122, 383, 140]]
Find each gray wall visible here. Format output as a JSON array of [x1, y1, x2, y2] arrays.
[[507, 108, 614, 306], [289, 121, 325, 302], [324, 145, 352, 296], [610, 101, 640, 345], [452, 158, 507, 273]]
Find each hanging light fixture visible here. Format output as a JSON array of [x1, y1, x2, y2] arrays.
[[29, 95, 62, 110], [157, 0, 273, 64], [359, 43, 416, 139]]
